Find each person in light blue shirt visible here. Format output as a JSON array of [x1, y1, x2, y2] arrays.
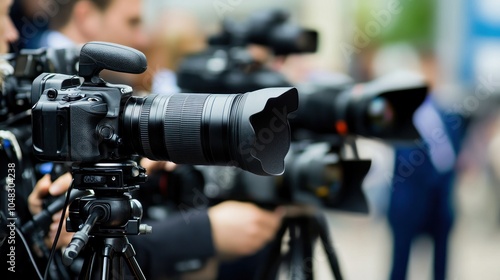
[[389, 94, 467, 280]]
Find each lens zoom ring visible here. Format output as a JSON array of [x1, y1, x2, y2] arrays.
[[139, 96, 155, 159], [164, 94, 207, 163]]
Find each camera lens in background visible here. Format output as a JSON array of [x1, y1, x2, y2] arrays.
[[122, 88, 298, 176], [365, 97, 395, 134], [285, 142, 371, 212], [292, 72, 427, 140]]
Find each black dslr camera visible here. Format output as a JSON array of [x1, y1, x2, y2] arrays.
[[31, 42, 298, 176]]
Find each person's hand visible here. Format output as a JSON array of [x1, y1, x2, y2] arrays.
[[28, 172, 73, 249], [140, 158, 176, 175], [208, 201, 284, 259], [28, 173, 72, 215]]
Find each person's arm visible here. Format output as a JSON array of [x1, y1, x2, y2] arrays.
[[129, 209, 215, 279], [208, 201, 284, 260], [130, 201, 283, 279]]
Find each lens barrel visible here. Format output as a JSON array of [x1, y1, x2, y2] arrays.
[[123, 88, 298, 176]]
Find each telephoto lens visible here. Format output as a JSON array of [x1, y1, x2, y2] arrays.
[[122, 88, 298, 176]]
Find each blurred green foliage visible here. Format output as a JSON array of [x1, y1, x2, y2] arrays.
[[355, 0, 436, 49]]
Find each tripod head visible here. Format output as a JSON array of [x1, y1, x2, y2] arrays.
[[66, 161, 149, 234], [62, 161, 152, 278]]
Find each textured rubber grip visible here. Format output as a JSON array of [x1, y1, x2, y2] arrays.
[[163, 94, 208, 163]]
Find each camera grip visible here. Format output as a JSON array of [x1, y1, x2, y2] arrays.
[[78, 41, 147, 80]]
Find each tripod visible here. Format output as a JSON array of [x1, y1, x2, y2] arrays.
[[62, 161, 151, 280], [256, 208, 343, 280], [77, 236, 145, 279]]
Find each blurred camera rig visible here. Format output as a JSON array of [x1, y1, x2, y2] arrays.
[[176, 8, 316, 94]]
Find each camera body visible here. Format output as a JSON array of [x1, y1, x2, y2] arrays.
[[31, 42, 147, 163], [32, 73, 129, 162]]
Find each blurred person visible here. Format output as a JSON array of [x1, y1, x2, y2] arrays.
[[139, 9, 206, 94], [0, 0, 18, 53], [371, 44, 467, 280], [132, 10, 206, 219], [9, 0, 50, 50], [24, 0, 150, 88], [0, 0, 24, 239], [32, 0, 148, 50], [347, 1, 470, 279]]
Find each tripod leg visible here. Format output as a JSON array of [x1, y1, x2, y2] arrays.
[[121, 238, 146, 280], [79, 240, 113, 280], [287, 218, 314, 280], [78, 240, 100, 280], [101, 243, 113, 279], [300, 219, 314, 280], [79, 237, 146, 280], [101, 237, 146, 280], [255, 219, 289, 280], [315, 214, 343, 280]]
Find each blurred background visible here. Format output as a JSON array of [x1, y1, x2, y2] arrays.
[[9, 0, 500, 279], [142, 1, 500, 279], [156, 1, 500, 279]]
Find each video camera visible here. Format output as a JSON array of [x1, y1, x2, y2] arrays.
[[0, 46, 79, 216], [31, 41, 298, 176], [176, 47, 292, 93], [292, 71, 427, 140], [176, 8, 317, 94], [200, 72, 427, 213], [210, 8, 317, 55]]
